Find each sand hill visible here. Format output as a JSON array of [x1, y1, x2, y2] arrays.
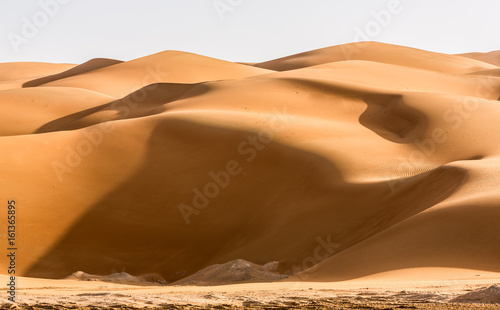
[[0, 42, 499, 286], [0, 62, 74, 91], [451, 285, 500, 304], [459, 50, 500, 67], [171, 259, 287, 286]]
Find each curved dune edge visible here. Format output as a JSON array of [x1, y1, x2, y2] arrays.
[[0, 42, 499, 287], [254, 41, 497, 73], [0, 62, 76, 91], [38, 51, 274, 97], [0, 62, 75, 82], [23, 58, 123, 88]]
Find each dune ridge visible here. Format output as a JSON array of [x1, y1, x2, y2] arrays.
[[0, 42, 499, 286], [0, 62, 75, 91], [254, 41, 497, 74], [23, 58, 123, 88], [459, 50, 500, 67]]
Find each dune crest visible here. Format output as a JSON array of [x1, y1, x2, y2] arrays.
[[38, 51, 273, 96], [254, 41, 497, 74], [458, 50, 500, 67], [23, 58, 123, 88]]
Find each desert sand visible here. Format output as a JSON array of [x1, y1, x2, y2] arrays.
[[2, 274, 500, 309], [1, 41, 500, 308]]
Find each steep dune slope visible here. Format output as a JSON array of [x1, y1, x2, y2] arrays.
[[3, 114, 469, 281], [0, 42, 499, 284], [293, 172, 500, 281]]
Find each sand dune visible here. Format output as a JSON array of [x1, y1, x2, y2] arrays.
[[254, 41, 497, 74], [39, 51, 273, 96], [1, 42, 500, 287], [23, 58, 123, 88], [0, 62, 75, 91], [0, 62, 75, 82], [0, 87, 114, 136], [459, 51, 500, 67], [171, 259, 287, 286]]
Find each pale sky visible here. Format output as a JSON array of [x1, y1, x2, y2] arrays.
[[1, 0, 499, 64]]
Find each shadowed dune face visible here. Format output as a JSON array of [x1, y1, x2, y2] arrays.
[[360, 94, 428, 143], [35, 83, 209, 133], [1, 42, 500, 284], [293, 202, 500, 282], [24, 119, 467, 281]]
